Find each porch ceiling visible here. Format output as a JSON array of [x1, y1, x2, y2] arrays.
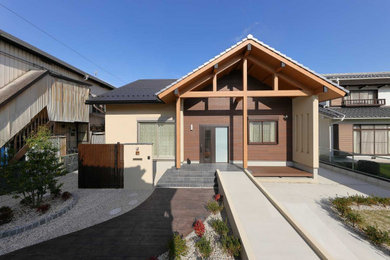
[[157, 35, 347, 103]]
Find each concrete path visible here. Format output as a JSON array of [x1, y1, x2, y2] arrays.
[[1, 188, 214, 259], [260, 167, 390, 260], [219, 170, 319, 260]]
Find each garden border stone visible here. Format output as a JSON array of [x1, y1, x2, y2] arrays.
[[0, 193, 78, 239]]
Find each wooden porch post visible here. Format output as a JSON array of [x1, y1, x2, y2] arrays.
[[176, 96, 181, 169], [243, 58, 248, 169]]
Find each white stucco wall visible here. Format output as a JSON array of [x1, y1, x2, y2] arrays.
[[378, 86, 390, 107]]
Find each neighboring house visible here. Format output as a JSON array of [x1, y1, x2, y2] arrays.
[[319, 72, 390, 157], [0, 29, 114, 160], [87, 35, 347, 181]]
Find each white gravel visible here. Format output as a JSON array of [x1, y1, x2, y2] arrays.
[[0, 171, 153, 255], [0, 193, 73, 231], [158, 212, 235, 260]]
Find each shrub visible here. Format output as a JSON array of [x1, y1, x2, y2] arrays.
[[0, 206, 13, 225], [195, 236, 212, 258], [20, 196, 33, 206], [363, 225, 390, 245], [221, 234, 241, 257], [345, 211, 362, 227], [61, 191, 72, 201], [211, 219, 229, 237], [193, 219, 205, 237], [331, 197, 351, 216], [36, 203, 50, 214], [206, 200, 223, 215], [50, 182, 63, 198], [357, 160, 380, 175], [7, 127, 66, 207], [168, 232, 188, 259]]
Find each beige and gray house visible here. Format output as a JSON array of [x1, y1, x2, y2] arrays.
[[88, 35, 348, 184], [0, 29, 113, 161]]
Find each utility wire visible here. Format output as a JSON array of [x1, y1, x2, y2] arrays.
[[0, 2, 125, 84]]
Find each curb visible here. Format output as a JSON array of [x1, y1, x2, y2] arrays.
[[242, 169, 333, 260], [0, 193, 79, 239]]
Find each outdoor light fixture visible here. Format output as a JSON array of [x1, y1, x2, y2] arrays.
[[283, 114, 288, 120], [135, 147, 140, 155], [190, 124, 193, 131], [323, 86, 328, 93]]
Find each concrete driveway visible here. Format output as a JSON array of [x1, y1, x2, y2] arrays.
[[260, 168, 390, 260]]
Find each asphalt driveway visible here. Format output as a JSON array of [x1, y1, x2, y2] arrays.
[[2, 188, 214, 260]]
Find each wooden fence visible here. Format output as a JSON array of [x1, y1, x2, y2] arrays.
[[78, 143, 124, 188]]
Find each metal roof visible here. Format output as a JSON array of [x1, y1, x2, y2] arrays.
[[321, 107, 390, 119], [156, 34, 348, 96], [319, 106, 345, 119], [0, 29, 115, 90], [86, 79, 176, 104]]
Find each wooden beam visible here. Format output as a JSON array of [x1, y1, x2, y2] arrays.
[[181, 74, 214, 93], [275, 62, 286, 73], [273, 74, 278, 91], [243, 58, 248, 169], [248, 56, 274, 73], [175, 97, 181, 169], [216, 55, 242, 75], [180, 90, 309, 98], [213, 74, 217, 92], [276, 72, 313, 92]]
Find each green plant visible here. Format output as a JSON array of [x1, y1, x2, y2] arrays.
[[331, 197, 351, 216], [168, 232, 188, 259], [7, 126, 66, 207], [221, 234, 241, 257], [363, 225, 390, 245], [206, 200, 223, 214], [0, 206, 13, 225], [195, 236, 212, 258], [211, 219, 229, 237], [345, 211, 362, 227], [49, 182, 63, 198]]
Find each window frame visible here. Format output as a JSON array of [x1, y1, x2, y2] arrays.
[[248, 119, 278, 145], [353, 124, 390, 156], [137, 121, 175, 159]]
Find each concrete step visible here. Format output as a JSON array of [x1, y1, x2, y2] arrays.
[[156, 182, 216, 188], [159, 176, 215, 182]]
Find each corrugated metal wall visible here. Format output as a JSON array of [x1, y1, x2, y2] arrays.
[[0, 75, 89, 147]]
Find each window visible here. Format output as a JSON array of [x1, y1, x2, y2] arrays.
[[138, 122, 175, 158], [353, 125, 390, 155], [249, 120, 277, 144], [344, 90, 377, 101]]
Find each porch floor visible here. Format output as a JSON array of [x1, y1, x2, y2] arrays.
[[248, 166, 313, 177]]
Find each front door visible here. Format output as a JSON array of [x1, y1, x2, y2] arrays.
[[200, 125, 228, 163]]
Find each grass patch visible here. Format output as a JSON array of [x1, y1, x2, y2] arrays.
[[206, 200, 223, 215]]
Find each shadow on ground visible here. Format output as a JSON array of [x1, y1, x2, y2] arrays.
[[2, 188, 214, 260]]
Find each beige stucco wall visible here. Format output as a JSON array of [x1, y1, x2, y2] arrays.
[[105, 103, 176, 182], [292, 96, 319, 170], [319, 115, 332, 152], [123, 144, 154, 190]]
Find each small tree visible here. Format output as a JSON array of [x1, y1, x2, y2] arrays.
[[10, 126, 66, 207]]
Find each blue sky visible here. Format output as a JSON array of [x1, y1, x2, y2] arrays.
[[1, 0, 389, 87]]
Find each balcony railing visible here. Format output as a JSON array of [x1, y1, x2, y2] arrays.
[[342, 98, 386, 107]]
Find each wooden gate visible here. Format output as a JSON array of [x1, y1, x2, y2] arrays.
[[78, 143, 124, 188]]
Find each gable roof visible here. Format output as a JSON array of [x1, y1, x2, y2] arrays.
[[157, 35, 348, 102], [86, 79, 176, 104], [0, 29, 115, 90]]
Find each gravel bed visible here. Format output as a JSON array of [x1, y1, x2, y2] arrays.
[[0, 194, 73, 232], [158, 211, 235, 260], [0, 171, 153, 255]]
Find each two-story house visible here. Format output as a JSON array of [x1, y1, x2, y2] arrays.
[[0, 29, 114, 161], [319, 72, 390, 157]]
